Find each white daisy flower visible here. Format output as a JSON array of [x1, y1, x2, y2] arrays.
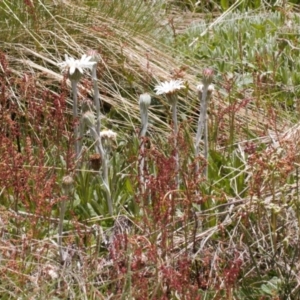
[[100, 129, 117, 140], [154, 79, 185, 95], [58, 54, 96, 80]]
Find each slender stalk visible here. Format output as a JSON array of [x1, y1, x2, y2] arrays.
[[138, 93, 151, 194], [195, 69, 214, 179], [101, 150, 112, 216], [139, 108, 149, 138], [204, 112, 209, 178], [88, 58, 113, 216], [154, 81, 184, 189], [91, 65, 101, 135], [58, 197, 67, 262], [59, 175, 74, 262], [195, 84, 209, 177], [71, 80, 80, 158], [171, 100, 178, 134], [171, 99, 179, 188], [139, 131, 147, 195]]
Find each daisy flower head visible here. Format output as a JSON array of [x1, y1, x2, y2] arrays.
[[58, 54, 96, 81], [154, 79, 185, 96], [100, 129, 117, 153], [100, 129, 117, 141]]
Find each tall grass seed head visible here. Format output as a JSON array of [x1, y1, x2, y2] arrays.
[[58, 54, 96, 81]]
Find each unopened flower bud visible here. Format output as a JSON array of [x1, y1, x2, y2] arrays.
[[82, 111, 95, 128], [202, 68, 214, 85], [139, 93, 151, 109], [62, 175, 74, 194], [89, 153, 101, 171]]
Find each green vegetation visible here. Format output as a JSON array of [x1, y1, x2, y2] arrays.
[[1, 0, 300, 298]]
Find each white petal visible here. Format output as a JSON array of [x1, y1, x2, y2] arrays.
[[69, 65, 76, 75]]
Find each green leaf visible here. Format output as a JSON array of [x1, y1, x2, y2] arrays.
[[73, 193, 81, 207], [220, 0, 229, 11], [261, 277, 281, 296], [125, 177, 133, 194]]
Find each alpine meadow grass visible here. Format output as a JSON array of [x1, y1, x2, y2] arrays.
[[1, 0, 300, 299]]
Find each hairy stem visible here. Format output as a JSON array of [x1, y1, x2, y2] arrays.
[[58, 197, 67, 262], [171, 100, 179, 189], [195, 84, 209, 178], [91, 65, 101, 136], [71, 80, 80, 158]]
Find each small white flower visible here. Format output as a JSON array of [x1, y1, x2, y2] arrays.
[[58, 54, 96, 77], [44, 264, 59, 280], [154, 79, 185, 95], [100, 129, 117, 140], [48, 269, 59, 280]]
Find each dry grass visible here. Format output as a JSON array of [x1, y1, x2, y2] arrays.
[[1, 0, 300, 298]]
